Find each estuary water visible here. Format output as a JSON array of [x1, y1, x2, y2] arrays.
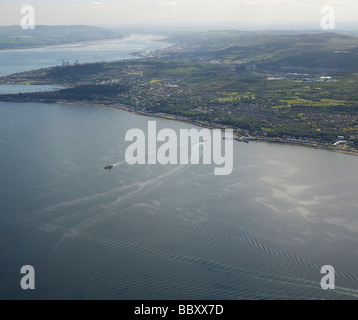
[[1, 35, 358, 300]]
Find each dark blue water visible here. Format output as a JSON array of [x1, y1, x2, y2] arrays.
[[1, 36, 358, 300]]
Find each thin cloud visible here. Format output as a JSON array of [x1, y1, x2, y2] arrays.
[[157, 1, 180, 6]]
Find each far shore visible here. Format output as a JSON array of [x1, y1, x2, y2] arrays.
[[0, 37, 127, 52], [0, 34, 169, 53]]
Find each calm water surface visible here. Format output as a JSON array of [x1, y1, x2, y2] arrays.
[[0, 36, 358, 299]]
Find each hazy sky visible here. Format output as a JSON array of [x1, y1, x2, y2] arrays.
[[0, 0, 357, 28]]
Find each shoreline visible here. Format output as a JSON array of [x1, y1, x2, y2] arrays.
[[0, 34, 169, 53], [1, 96, 357, 157], [0, 37, 128, 53], [53, 100, 358, 158]]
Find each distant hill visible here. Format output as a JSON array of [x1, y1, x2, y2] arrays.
[[0, 25, 122, 50], [167, 31, 358, 71]]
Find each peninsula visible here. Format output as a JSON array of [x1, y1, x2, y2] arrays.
[[1, 30, 358, 154]]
